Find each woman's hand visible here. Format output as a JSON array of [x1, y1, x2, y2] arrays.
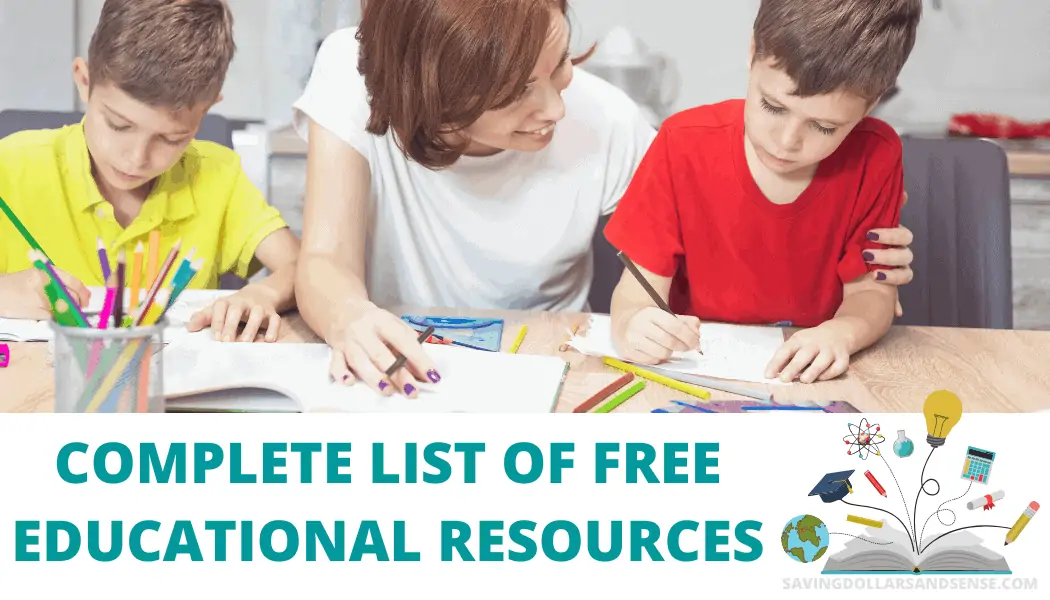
[[866, 192, 915, 317], [327, 302, 441, 399]]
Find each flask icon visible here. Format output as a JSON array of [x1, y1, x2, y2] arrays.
[[894, 430, 914, 458]]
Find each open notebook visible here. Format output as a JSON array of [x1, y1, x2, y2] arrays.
[[0, 288, 228, 344], [821, 520, 1011, 574], [162, 342, 569, 413], [568, 315, 787, 385]]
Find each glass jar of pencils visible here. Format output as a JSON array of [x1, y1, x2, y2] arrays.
[[49, 319, 167, 413]]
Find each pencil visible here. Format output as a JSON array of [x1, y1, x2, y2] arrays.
[[385, 326, 435, 378], [603, 357, 712, 401], [574, 372, 635, 413], [113, 249, 126, 326], [145, 230, 161, 290], [559, 323, 581, 352], [130, 241, 144, 309], [27, 250, 89, 328], [0, 194, 51, 261], [96, 237, 111, 283], [508, 325, 527, 353], [645, 368, 774, 403], [616, 250, 701, 354], [134, 240, 181, 326], [594, 379, 646, 413]]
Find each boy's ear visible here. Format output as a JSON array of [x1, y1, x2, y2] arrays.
[[72, 57, 91, 104]]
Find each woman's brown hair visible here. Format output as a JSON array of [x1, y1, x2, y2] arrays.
[[356, 0, 592, 169]]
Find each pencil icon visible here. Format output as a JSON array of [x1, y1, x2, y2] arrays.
[[865, 470, 887, 497], [1005, 501, 1039, 546]]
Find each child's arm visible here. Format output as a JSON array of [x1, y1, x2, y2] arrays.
[[764, 265, 898, 384], [610, 262, 700, 365]]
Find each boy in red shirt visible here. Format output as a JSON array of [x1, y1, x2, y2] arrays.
[[604, 0, 923, 384]]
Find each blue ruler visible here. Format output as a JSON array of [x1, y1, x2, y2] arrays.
[[401, 315, 504, 352]]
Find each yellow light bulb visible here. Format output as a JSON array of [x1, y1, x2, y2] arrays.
[[923, 390, 963, 447]]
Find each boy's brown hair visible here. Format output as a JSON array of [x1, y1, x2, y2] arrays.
[[88, 0, 236, 110], [357, 0, 593, 170], [752, 0, 922, 102]]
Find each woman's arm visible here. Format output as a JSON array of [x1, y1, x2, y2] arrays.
[[294, 118, 438, 397]]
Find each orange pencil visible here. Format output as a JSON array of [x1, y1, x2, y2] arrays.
[[134, 240, 181, 325], [573, 372, 635, 413], [145, 230, 161, 290], [130, 241, 144, 308]]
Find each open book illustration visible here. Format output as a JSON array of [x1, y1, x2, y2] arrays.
[[0, 288, 227, 344], [567, 315, 787, 385], [822, 520, 1011, 574], [162, 341, 569, 413]]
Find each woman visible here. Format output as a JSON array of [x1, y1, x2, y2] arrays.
[[291, 0, 915, 397]]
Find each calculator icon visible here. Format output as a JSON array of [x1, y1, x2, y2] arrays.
[[961, 446, 995, 484]]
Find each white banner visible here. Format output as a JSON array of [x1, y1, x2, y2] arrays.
[[0, 411, 1045, 598]]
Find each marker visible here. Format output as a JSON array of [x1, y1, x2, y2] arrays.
[[847, 515, 883, 528], [1005, 501, 1039, 546], [864, 470, 887, 497]]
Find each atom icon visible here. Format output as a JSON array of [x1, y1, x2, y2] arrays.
[[843, 418, 885, 459]]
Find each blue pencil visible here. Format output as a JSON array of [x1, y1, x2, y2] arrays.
[[741, 405, 825, 411]]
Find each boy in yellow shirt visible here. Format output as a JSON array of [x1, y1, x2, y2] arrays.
[[0, 0, 299, 343]]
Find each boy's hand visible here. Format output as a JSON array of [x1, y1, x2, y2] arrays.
[[0, 268, 91, 321], [187, 284, 282, 343], [615, 307, 701, 365], [765, 321, 852, 384]]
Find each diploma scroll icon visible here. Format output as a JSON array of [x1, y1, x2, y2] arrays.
[[967, 490, 1005, 511]]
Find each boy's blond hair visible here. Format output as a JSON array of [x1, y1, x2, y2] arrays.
[[88, 0, 236, 109]]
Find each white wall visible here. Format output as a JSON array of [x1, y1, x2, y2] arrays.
[[567, 0, 1050, 127], [0, 0, 77, 112]]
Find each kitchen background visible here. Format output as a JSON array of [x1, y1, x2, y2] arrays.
[[1, 0, 1048, 328]]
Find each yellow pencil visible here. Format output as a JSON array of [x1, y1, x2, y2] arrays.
[[508, 325, 527, 353], [603, 357, 712, 401]]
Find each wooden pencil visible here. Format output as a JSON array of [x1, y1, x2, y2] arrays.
[[134, 240, 180, 326], [145, 230, 161, 290], [96, 237, 111, 282], [616, 250, 701, 354], [594, 379, 646, 413], [0, 194, 51, 261], [509, 325, 528, 353], [385, 326, 435, 378], [130, 241, 144, 309], [573, 372, 635, 413], [113, 249, 126, 327]]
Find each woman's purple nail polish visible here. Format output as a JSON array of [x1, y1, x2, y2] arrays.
[[427, 370, 441, 383], [867, 232, 880, 241], [342, 374, 350, 382], [379, 381, 389, 391], [876, 272, 887, 281], [863, 252, 875, 261], [404, 384, 416, 395]]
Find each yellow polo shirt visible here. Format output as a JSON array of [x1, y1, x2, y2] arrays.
[[0, 122, 287, 289]]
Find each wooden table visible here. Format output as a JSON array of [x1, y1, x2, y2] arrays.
[[3, 309, 1050, 413]]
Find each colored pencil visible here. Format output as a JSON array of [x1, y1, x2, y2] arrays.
[[574, 372, 635, 413], [385, 326, 435, 378], [27, 250, 88, 328], [508, 325, 528, 353], [134, 240, 180, 326], [96, 237, 111, 283], [97, 274, 117, 329], [130, 241, 144, 309], [602, 357, 712, 401], [616, 250, 701, 354], [113, 249, 126, 327], [167, 258, 204, 308], [645, 367, 774, 403], [0, 194, 51, 261], [594, 379, 646, 413], [423, 333, 491, 352], [145, 230, 161, 290]]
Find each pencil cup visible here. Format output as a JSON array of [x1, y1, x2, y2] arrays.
[[49, 320, 166, 413]]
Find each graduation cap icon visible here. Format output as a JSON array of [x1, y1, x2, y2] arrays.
[[809, 470, 856, 503]]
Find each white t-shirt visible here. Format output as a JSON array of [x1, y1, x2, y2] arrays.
[[292, 27, 656, 312]]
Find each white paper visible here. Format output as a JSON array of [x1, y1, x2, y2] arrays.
[[0, 288, 232, 344], [568, 314, 787, 385], [162, 342, 569, 413]]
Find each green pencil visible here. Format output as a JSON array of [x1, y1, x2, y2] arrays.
[[594, 379, 646, 413], [0, 194, 51, 262], [28, 251, 89, 328]]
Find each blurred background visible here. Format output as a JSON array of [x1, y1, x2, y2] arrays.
[[1, 0, 1048, 328]]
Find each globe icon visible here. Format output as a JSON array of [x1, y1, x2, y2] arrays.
[[781, 514, 830, 563]]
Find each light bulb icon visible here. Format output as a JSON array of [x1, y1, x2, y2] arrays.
[[923, 390, 963, 448]]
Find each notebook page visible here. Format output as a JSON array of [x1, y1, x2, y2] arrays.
[[568, 314, 787, 385], [161, 342, 568, 413]]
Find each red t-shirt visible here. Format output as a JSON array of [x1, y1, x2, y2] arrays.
[[604, 99, 905, 328]]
